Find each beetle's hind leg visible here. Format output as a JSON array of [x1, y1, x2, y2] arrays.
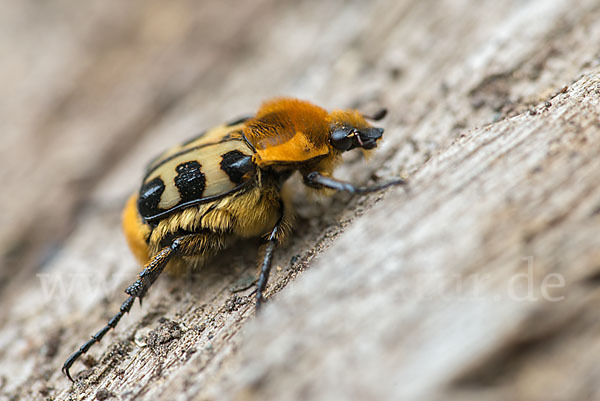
[[62, 240, 182, 382], [62, 295, 135, 382], [124, 244, 178, 303]]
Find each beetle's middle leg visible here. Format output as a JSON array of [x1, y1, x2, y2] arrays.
[[255, 200, 285, 311]]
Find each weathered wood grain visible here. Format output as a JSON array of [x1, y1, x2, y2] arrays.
[[0, 0, 598, 400]]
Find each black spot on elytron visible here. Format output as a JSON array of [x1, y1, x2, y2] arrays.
[[220, 150, 255, 184], [174, 161, 206, 203], [138, 177, 166, 218]]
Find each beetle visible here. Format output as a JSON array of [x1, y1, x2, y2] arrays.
[[62, 97, 406, 381]]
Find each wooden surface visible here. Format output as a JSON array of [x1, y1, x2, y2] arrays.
[[0, 1, 599, 400]]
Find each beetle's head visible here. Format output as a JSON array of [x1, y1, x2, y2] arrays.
[[328, 108, 387, 152], [330, 125, 384, 151]]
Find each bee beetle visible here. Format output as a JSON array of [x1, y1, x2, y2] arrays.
[[62, 97, 406, 381]]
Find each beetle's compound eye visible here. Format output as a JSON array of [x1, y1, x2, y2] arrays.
[[330, 128, 353, 151]]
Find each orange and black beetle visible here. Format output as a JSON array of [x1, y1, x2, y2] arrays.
[[62, 97, 406, 381]]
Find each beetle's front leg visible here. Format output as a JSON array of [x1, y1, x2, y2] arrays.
[[303, 171, 407, 194]]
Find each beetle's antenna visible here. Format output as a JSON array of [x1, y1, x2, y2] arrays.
[[363, 108, 387, 121]]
